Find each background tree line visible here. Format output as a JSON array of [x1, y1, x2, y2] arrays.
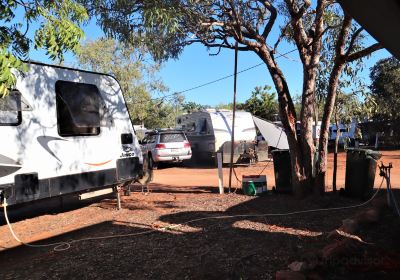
[[76, 0, 383, 194], [75, 37, 283, 128], [1, 1, 397, 196]]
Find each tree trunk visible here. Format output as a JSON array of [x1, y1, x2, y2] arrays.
[[316, 61, 346, 191], [333, 110, 340, 193], [300, 67, 318, 195], [315, 14, 353, 193], [257, 48, 316, 197]]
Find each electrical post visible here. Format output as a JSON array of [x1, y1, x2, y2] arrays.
[[217, 152, 224, 194], [228, 41, 239, 193]]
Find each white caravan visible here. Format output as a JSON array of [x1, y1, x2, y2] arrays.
[[176, 109, 258, 163], [0, 62, 143, 206], [328, 120, 357, 145]]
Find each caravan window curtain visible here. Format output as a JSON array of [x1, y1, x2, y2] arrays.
[[56, 81, 101, 137]]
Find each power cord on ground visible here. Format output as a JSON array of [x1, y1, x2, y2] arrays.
[[1, 176, 385, 252]]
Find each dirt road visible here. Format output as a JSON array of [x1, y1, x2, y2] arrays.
[[153, 150, 400, 190], [0, 150, 399, 279]]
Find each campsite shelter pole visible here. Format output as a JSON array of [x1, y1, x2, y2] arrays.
[[228, 41, 239, 193]]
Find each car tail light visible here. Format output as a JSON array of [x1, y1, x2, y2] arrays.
[[155, 144, 166, 149], [184, 142, 191, 148]]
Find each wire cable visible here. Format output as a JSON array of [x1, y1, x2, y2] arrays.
[[2, 199, 72, 251], [2, 176, 384, 252], [155, 48, 299, 101]]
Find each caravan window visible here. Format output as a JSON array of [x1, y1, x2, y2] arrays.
[[0, 90, 22, 126], [199, 118, 208, 134], [189, 122, 196, 132], [56, 81, 101, 136]]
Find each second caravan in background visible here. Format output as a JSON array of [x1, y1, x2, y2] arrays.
[[176, 109, 264, 164]]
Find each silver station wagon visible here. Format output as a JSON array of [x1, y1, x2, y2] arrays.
[[140, 129, 192, 168]]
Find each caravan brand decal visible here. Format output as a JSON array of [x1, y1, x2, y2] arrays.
[[84, 160, 112, 167], [120, 152, 135, 158], [37, 136, 67, 163]]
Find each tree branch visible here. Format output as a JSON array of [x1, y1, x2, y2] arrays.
[[346, 43, 383, 62], [285, 0, 311, 47], [317, 24, 341, 40], [309, 0, 326, 67], [335, 14, 353, 59], [260, 1, 277, 39], [227, 0, 243, 40], [273, 21, 290, 52], [257, 46, 298, 141], [201, 21, 225, 28], [344, 27, 363, 57]]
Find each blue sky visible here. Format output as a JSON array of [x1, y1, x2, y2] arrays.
[[26, 14, 391, 106]]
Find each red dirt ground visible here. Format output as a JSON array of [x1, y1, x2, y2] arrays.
[[0, 151, 399, 279], [153, 150, 400, 190]]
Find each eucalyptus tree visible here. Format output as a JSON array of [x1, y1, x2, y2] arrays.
[[237, 85, 278, 120], [181, 101, 206, 113], [77, 38, 167, 126], [0, 0, 88, 96], [369, 57, 400, 120], [82, 0, 382, 194]]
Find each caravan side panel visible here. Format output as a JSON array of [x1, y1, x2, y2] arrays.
[[210, 111, 257, 152], [177, 110, 257, 163], [0, 63, 143, 205], [177, 112, 216, 161]]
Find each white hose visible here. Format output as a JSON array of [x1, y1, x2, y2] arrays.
[[3, 199, 71, 251], [2, 177, 384, 252]]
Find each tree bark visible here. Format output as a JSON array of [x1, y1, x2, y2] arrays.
[[300, 64, 319, 195], [333, 110, 339, 193], [314, 14, 352, 192], [225, 3, 380, 198], [285, 0, 325, 195], [256, 48, 305, 195], [314, 13, 382, 193], [315, 61, 346, 191]]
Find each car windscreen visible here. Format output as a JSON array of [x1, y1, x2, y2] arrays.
[[160, 133, 186, 143]]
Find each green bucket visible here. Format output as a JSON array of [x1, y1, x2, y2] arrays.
[[242, 175, 267, 196]]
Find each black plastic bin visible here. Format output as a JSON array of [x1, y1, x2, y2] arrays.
[[344, 148, 381, 199], [272, 149, 292, 193]]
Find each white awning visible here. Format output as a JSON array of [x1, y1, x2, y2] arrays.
[[253, 116, 289, 149]]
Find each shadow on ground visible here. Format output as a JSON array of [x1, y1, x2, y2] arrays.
[[1, 189, 400, 280]]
